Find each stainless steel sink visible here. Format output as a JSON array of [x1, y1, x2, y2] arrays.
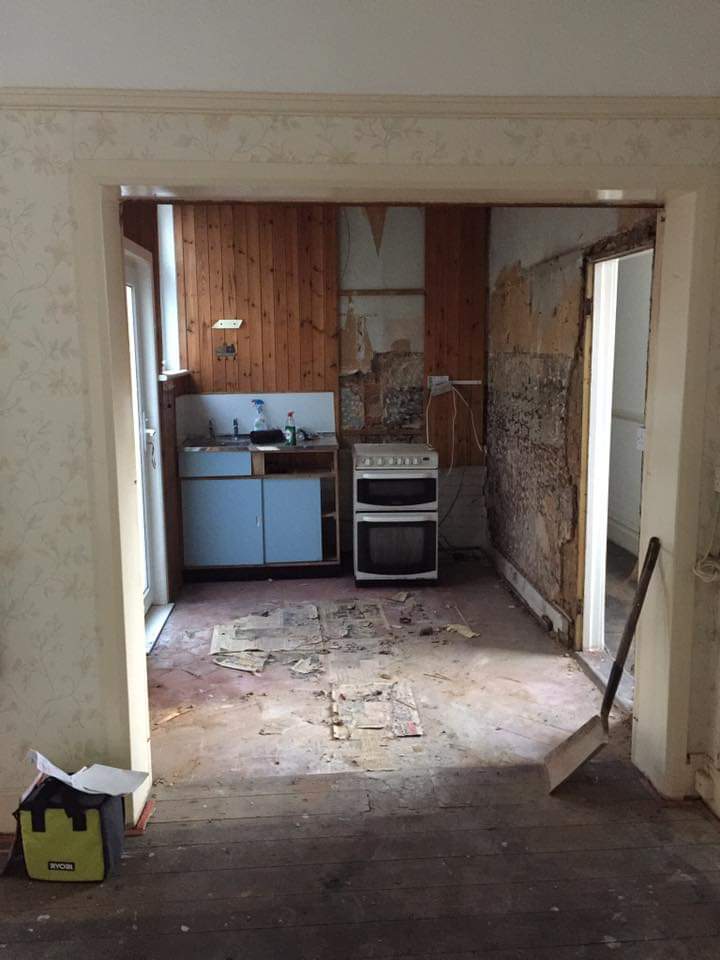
[[183, 434, 251, 449]]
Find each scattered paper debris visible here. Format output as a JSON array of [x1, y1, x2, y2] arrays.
[[319, 599, 391, 641], [290, 655, 324, 677], [331, 681, 423, 740], [27, 750, 148, 796], [446, 623, 479, 640], [211, 603, 322, 657], [212, 651, 268, 674], [390, 591, 409, 603]]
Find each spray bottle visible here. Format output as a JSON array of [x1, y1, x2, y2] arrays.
[[285, 411, 297, 446], [251, 399, 268, 431]]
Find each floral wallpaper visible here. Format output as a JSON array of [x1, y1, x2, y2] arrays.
[[0, 104, 719, 818]]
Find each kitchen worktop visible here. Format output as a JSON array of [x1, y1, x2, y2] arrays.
[[181, 432, 339, 454]]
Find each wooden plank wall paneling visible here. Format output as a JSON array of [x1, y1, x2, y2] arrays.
[[425, 206, 488, 468], [175, 203, 339, 397]]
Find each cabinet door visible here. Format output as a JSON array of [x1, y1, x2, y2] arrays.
[[179, 450, 252, 478], [182, 478, 263, 566], [263, 478, 322, 563]]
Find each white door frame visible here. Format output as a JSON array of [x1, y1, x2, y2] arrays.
[[583, 249, 655, 654], [583, 257, 620, 653], [123, 239, 169, 613], [70, 160, 717, 823]]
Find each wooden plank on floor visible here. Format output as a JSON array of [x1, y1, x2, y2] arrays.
[[5, 904, 720, 960], [5, 876, 720, 948], [152, 788, 371, 822], [118, 817, 720, 877], [134, 798, 708, 849]]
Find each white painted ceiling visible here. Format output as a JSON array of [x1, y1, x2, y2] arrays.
[[2, 0, 720, 96]]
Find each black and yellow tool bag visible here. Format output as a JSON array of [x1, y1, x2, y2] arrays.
[[14, 777, 124, 882]]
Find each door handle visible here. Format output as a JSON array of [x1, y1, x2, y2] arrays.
[[145, 428, 157, 469]]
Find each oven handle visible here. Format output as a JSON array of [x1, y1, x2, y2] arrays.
[[356, 513, 438, 523], [355, 472, 437, 481]]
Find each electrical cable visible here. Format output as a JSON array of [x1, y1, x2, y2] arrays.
[[451, 384, 485, 456], [693, 495, 720, 583], [425, 389, 433, 447], [446, 388, 457, 476]]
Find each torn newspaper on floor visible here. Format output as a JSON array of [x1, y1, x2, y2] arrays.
[[331, 681, 423, 740], [210, 603, 323, 670]]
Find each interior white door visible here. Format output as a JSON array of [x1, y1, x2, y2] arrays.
[[124, 241, 168, 614]]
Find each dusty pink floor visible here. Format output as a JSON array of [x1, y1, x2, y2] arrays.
[[148, 559, 630, 787]]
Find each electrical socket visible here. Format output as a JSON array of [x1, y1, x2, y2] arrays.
[[213, 318, 244, 329], [428, 375, 452, 395]]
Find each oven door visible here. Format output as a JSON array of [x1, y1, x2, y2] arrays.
[[354, 471, 438, 511], [354, 512, 438, 580]]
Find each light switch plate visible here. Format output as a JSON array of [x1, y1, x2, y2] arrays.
[[213, 318, 244, 329]]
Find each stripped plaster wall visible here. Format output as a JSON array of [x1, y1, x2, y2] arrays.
[[336, 205, 489, 553], [487, 208, 656, 624], [0, 102, 719, 827], [339, 206, 425, 440]]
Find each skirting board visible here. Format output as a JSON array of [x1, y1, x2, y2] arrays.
[[491, 549, 571, 640], [607, 516, 640, 556]]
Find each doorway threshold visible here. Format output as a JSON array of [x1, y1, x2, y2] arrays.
[[575, 649, 634, 714], [145, 603, 174, 654]]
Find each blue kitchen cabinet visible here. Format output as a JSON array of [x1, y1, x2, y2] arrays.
[[182, 478, 263, 566], [262, 477, 322, 563], [179, 450, 252, 478]]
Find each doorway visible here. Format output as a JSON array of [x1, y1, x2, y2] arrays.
[[123, 240, 172, 651], [582, 248, 654, 697]]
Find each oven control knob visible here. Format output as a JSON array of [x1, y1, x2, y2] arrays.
[[404, 457, 411, 465], [376, 457, 383, 465], [412, 457, 419, 464]]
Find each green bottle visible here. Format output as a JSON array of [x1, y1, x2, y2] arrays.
[[285, 410, 297, 446]]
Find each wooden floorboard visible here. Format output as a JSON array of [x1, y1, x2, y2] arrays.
[[3, 762, 720, 959]]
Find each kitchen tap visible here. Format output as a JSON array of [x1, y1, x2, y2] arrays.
[[233, 418, 240, 438], [208, 418, 216, 441]]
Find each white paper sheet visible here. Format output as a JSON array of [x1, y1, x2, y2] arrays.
[[29, 751, 148, 796]]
